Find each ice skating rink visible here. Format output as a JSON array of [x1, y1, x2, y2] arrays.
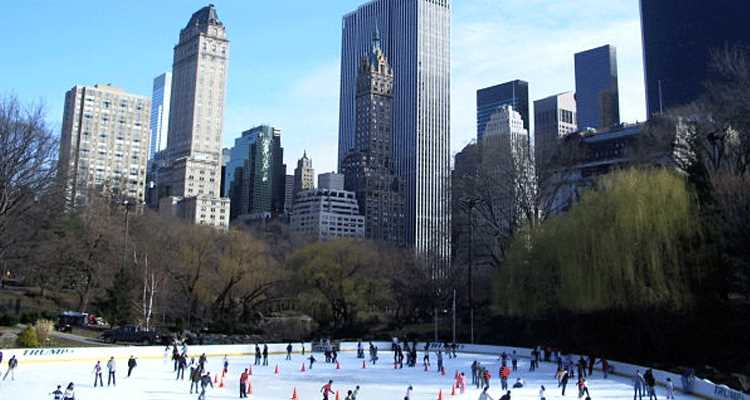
[[0, 349, 699, 400]]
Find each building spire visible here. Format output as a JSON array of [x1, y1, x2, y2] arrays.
[[372, 25, 381, 53]]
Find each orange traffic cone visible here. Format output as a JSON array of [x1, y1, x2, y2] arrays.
[[291, 387, 299, 400], [437, 389, 444, 400], [274, 364, 280, 375], [248, 382, 253, 395], [336, 361, 341, 370], [219, 376, 225, 388], [451, 384, 456, 396], [335, 391, 341, 400], [362, 360, 367, 369], [213, 374, 218, 384]]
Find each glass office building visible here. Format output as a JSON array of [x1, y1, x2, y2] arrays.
[[476, 80, 529, 141], [640, 0, 750, 116], [574, 45, 620, 130]]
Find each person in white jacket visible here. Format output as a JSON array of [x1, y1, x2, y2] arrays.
[[106, 357, 116, 386]]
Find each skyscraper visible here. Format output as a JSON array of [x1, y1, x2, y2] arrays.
[[574, 45, 620, 130], [59, 84, 151, 207], [341, 29, 404, 245], [225, 125, 285, 220], [149, 72, 172, 160], [476, 80, 529, 141], [533, 92, 577, 165], [339, 0, 451, 263], [293, 152, 315, 196], [157, 4, 230, 228], [640, 0, 750, 116]]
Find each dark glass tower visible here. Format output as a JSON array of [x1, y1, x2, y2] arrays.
[[476, 80, 529, 141], [640, 0, 750, 116], [575, 45, 620, 130]]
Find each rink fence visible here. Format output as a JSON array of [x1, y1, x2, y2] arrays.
[[0, 341, 744, 400]]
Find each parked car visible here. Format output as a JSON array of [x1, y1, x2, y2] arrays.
[[100, 325, 161, 345], [55, 311, 88, 332]]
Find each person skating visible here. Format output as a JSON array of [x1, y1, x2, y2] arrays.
[[644, 369, 658, 400], [511, 351, 518, 371], [239, 368, 250, 398], [666, 378, 674, 400], [254, 344, 261, 366], [177, 354, 188, 380], [500, 365, 511, 391], [457, 372, 466, 394], [262, 344, 269, 366], [199, 353, 207, 371], [92, 360, 104, 387], [332, 349, 338, 364], [471, 361, 479, 386], [321, 379, 335, 400], [351, 385, 360, 400], [3, 355, 17, 381], [223, 355, 229, 375], [189, 364, 202, 394], [308, 354, 317, 370], [172, 346, 180, 371], [483, 368, 492, 389], [357, 341, 364, 359], [560, 369, 570, 396], [50, 385, 64, 400], [499, 390, 512, 400], [106, 356, 117, 386], [540, 385, 546, 400], [479, 386, 495, 400], [634, 370, 645, 400], [404, 385, 413, 400], [600, 358, 609, 379], [437, 350, 444, 374], [513, 378, 525, 389], [62, 383, 75, 400], [577, 357, 587, 378], [287, 343, 293, 360], [588, 356, 596, 377], [198, 371, 214, 400], [577, 377, 590, 400], [127, 356, 137, 377]]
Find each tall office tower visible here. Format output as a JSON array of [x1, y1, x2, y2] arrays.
[[149, 72, 172, 160], [293, 152, 315, 196], [640, 0, 750, 116], [341, 30, 404, 245], [157, 4, 230, 228], [225, 125, 284, 220], [575, 45, 620, 130], [283, 174, 295, 212], [339, 0, 451, 264], [59, 84, 151, 207], [533, 92, 577, 165], [476, 80, 529, 141]]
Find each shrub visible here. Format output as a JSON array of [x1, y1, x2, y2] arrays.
[[16, 325, 40, 348], [0, 314, 19, 327], [34, 319, 54, 344]]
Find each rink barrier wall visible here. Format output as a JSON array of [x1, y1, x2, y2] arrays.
[[0, 341, 745, 400]]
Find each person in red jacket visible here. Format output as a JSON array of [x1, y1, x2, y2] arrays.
[[500, 365, 511, 390], [239, 368, 250, 398], [321, 380, 334, 400]]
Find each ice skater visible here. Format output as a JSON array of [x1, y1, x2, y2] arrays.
[[50, 385, 64, 400], [262, 344, 269, 366], [254, 344, 261, 365], [223, 355, 229, 375], [127, 356, 137, 377], [3, 355, 17, 381], [62, 383, 75, 400], [93, 360, 104, 387], [559, 369, 570, 396], [500, 390, 512, 400], [404, 385, 413, 400], [634, 370, 645, 400], [666, 378, 674, 400], [577, 378, 590, 400], [511, 351, 518, 371], [239, 368, 250, 398], [287, 343, 293, 360], [479, 386, 495, 400], [177, 354, 188, 380], [308, 354, 317, 370], [540, 385, 546, 400], [189, 364, 202, 394], [437, 350, 444, 374], [321, 379, 335, 400], [106, 356, 116, 386], [198, 371, 213, 400], [644, 369, 658, 400]]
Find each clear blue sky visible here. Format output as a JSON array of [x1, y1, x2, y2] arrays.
[[0, 0, 645, 174]]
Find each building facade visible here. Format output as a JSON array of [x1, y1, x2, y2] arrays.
[[149, 72, 172, 160], [533, 92, 577, 166], [640, 0, 750, 116], [284, 174, 295, 213], [339, 0, 451, 264], [477, 80, 529, 141], [574, 45, 620, 130], [318, 172, 345, 191], [293, 152, 315, 196], [157, 5, 230, 229], [290, 185, 366, 241], [59, 84, 151, 207], [225, 125, 285, 220], [341, 30, 404, 245]]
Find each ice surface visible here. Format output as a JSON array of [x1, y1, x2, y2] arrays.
[[0, 349, 697, 400]]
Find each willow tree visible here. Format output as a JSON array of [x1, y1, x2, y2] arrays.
[[495, 168, 706, 316]]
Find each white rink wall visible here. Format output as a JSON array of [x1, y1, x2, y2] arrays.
[[1, 341, 745, 400]]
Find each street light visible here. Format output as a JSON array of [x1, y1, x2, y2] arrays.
[[460, 197, 480, 344]]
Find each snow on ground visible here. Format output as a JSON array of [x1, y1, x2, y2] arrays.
[[0, 349, 697, 400]]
